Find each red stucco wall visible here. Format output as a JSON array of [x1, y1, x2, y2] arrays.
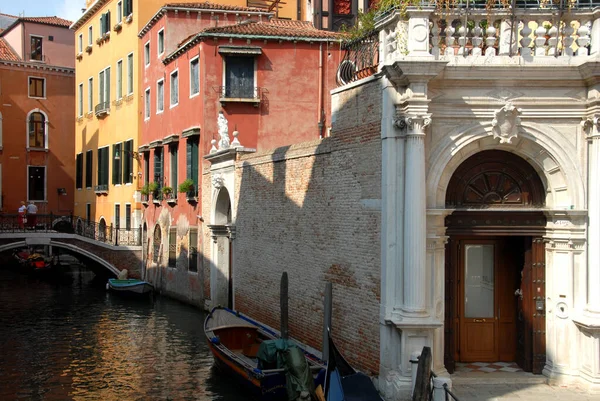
[[0, 63, 75, 214]]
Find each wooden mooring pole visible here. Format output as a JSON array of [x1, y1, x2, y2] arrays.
[[322, 282, 332, 361]]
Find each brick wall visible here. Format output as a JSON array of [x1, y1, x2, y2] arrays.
[[230, 78, 383, 374]]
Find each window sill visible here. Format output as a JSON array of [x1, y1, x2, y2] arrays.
[[170, 103, 179, 109], [28, 96, 46, 100], [27, 147, 49, 153], [219, 97, 260, 107], [189, 92, 200, 99]]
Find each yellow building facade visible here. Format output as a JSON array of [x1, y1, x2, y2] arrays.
[[72, 0, 301, 230]]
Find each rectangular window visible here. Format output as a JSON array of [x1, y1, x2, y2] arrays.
[[98, 66, 111, 106], [88, 26, 93, 46], [158, 29, 165, 56], [28, 166, 45, 201], [127, 53, 134, 95], [225, 56, 255, 98], [88, 77, 93, 113], [85, 150, 93, 188], [157, 79, 164, 113], [115, 204, 121, 229], [30, 36, 43, 61], [144, 42, 150, 67], [123, 0, 133, 17], [112, 143, 122, 185], [144, 152, 150, 185], [154, 147, 163, 189], [116, 60, 123, 100], [78, 83, 84, 117], [76, 153, 83, 189], [97, 147, 109, 187], [186, 137, 199, 196], [78, 34, 83, 53], [170, 143, 178, 187], [122, 139, 134, 184], [28, 77, 45, 98], [125, 204, 131, 230], [168, 227, 176, 267], [100, 11, 111, 36], [144, 88, 151, 119], [170, 70, 179, 107], [190, 57, 199, 97], [189, 228, 198, 272], [86, 203, 91, 222], [117, 1, 123, 23]]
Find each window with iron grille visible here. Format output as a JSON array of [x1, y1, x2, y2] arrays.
[[170, 143, 178, 187], [168, 227, 177, 267], [189, 228, 198, 272]]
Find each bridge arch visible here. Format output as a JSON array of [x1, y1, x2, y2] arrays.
[[0, 240, 120, 276]]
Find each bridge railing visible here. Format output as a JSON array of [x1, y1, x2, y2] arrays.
[[0, 214, 142, 247], [73, 219, 142, 246]]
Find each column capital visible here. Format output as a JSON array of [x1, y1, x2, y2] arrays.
[[393, 114, 431, 136], [581, 116, 600, 139]]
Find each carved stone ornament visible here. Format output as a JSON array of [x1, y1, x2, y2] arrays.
[[212, 174, 225, 189], [491, 102, 522, 144], [393, 115, 431, 134], [581, 116, 600, 138], [393, 116, 408, 131]]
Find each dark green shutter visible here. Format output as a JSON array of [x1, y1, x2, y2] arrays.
[[86, 150, 93, 188], [112, 145, 117, 185]]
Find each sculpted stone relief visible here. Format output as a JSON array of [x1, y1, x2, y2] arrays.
[[491, 102, 522, 144]]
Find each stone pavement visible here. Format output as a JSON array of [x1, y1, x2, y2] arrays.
[[449, 371, 600, 401]]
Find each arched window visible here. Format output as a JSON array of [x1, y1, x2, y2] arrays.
[[98, 218, 107, 242], [28, 111, 47, 148]]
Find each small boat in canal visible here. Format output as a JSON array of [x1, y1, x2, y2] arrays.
[[204, 306, 325, 400], [12, 249, 58, 276], [106, 278, 154, 295], [323, 329, 382, 401]]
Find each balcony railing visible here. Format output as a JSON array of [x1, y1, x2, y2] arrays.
[[337, 1, 600, 85], [95, 102, 110, 117], [218, 86, 264, 105], [27, 53, 46, 62], [94, 184, 109, 194], [337, 31, 380, 86]]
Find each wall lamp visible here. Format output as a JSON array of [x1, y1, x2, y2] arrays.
[[114, 149, 141, 161]]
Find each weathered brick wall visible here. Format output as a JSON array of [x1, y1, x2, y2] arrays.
[[231, 78, 383, 374]]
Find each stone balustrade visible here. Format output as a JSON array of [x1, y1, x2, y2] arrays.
[[377, 6, 600, 65]]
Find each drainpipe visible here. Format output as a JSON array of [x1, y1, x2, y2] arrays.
[[317, 42, 324, 138]]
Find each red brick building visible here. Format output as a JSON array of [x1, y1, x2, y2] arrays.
[[139, 3, 343, 310], [0, 17, 75, 215]]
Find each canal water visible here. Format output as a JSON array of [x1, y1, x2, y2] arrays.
[[0, 267, 248, 401]]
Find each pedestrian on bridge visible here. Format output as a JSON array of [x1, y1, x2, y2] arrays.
[[18, 201, 27, 229], [27, 201, 38, 229]]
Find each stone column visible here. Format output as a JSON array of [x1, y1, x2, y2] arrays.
[[399, 115, 430, 316], [587, 119, 600, 315]]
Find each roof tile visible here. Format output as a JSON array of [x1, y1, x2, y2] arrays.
[[0, 38, 20, 61], [201, 19, 345, 39], [164, 2, 268, 12], [20, 16, 72, 28]]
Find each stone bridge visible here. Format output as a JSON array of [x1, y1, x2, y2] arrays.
[[0, 232, 143, 278]]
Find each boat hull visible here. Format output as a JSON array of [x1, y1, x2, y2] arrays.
[[107, 279, 154, 295]]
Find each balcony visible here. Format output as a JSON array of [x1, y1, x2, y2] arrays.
[[27, 53, 46, 63], [95, 102, 110, 117], [338, 1, 600, 85], [94, 184, 109, 194]]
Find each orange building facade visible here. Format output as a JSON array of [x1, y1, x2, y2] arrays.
[[0, 17, 74, 215]]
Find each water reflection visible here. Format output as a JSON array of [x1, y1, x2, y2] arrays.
[[0, 268, 249, 400]]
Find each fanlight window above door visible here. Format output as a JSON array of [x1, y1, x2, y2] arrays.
[[446, 150, 545, 208]]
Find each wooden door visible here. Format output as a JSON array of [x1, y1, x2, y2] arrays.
[[459, 240, 498, 362], [516, 238, 533, 371], [531, 238, 546, 374]]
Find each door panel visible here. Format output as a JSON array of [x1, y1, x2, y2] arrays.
[[532, 238, 546, 374], [498, 238, 520, 362], [460, 241, 498, 362], [517, 238, 533, 372]]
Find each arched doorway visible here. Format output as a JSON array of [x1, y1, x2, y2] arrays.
[[444, 150, 547, 374], [208, 187, 233, 309], [153, 224, 162, 264]]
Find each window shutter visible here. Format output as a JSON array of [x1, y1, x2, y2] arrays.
[[106, 11, 111, 32], [105, 68, 111, 104], [186, 140, 192, 180], [112, 145, 117, 185]]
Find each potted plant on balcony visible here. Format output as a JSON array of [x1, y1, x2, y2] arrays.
[[162, 186, 176, 205], [178, 179, 196, 202], [148, 182, 160, 203], [140, 184, 150, 205]]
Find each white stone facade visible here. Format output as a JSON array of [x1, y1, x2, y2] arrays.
[[332, 7, 600, 399]]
